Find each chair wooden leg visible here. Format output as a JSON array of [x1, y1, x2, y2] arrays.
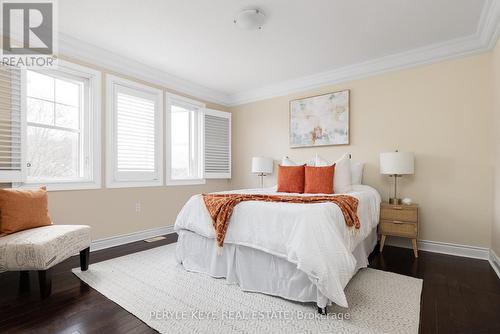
[[38, 269, 52, 299], [19, 270, 30, 292], [80, 247, 90, 271]]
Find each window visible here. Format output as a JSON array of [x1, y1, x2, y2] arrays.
[[18, 61, 101, 190], [0, 65, 25, 182], [106, 75, 163, 188], [166, 94, 204, 185]]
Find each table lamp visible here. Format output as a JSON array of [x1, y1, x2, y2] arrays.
[[251, 157, 273, 188], [380, 151, 414, 204]]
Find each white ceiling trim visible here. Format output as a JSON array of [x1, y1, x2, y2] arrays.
[[58, 33, 232, 106], [481, 0, 500, 49], [227, 0, 500, 106], [58, 1, 500, 107]]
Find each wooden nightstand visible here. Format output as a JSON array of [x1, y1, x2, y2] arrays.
[[379, 202, 419, 258]]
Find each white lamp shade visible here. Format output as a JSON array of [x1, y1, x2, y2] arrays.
[[252, 157, 273, 174], [380, 152, 414, 175]]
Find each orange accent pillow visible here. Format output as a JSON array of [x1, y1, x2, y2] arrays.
[[304, 165, 335, 194], [277, 165, 305, 193], [0, 187, 52, 235]]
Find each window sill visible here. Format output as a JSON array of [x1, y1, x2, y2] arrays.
[[105, 179, 164, 189], [166, 178, 206, 186], [13, 180, 101, 191]]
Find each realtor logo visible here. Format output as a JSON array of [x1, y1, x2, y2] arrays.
[[3, 2, 53, 54], [1, 0, 56, 67]]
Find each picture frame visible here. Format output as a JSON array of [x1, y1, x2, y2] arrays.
[[289, 90, 350, 148]]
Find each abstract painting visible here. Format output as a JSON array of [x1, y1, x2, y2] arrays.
[[289, 90, 349, 148]]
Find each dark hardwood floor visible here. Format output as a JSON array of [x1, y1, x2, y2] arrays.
[[0, 235, 499, 334], [368, 247, 500, 334]]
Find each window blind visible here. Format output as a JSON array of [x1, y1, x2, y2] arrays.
[[204, 109, 231, 179], [0, 65, 25, 182], [115, 86, 157, 178]]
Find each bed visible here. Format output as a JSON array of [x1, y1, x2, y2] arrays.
[[174, 184, 381, 309]]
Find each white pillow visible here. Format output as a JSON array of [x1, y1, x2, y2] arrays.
[[281, 157, 298, 166], [351, 161, 364, 185], [334, 154, 352, 193], [314, 154, 329, 166], [281, 157, 314, 166], [314, 153, 352, 193]]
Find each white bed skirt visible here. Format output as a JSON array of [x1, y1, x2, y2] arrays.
[[176, 228, 378, 308]]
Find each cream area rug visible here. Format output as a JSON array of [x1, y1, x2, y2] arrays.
[[72, 243, 422, 334]]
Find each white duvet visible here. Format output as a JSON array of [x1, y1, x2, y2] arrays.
[[174, 185, 381, 307]]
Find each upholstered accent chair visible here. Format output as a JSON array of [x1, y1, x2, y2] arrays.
[[0, 225, 91, 298]]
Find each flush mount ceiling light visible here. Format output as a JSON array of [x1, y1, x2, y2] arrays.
[[233, 9, 266, 30]]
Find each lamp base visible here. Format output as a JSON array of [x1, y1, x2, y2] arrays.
[[389, 197, 402, 205], [258, 173, 265, 188]]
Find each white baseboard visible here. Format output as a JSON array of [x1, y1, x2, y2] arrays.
[[90, 225, 175, 252], [489, 249, 500, 279], [386, 237, 490, 260]]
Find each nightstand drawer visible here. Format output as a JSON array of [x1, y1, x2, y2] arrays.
[[380, 206, 417, 222], [380, 220, 417, 237]]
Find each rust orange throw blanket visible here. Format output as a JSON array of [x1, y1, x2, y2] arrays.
[[202, 193, 360, 247]]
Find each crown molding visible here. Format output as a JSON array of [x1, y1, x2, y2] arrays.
[[227, 0, 500, 106], [57, 33, 232, 106], [56, 1, 500, 107], [479, 0, 500, 49]]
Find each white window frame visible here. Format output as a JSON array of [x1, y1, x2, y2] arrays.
[[15, 60, 102, 191], [165, 92, 205, 186], [106, 75, 163, 188]]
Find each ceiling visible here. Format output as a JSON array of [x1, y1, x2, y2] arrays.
[[58, 0, 494, 104]]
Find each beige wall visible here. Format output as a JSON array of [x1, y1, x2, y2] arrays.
[[492, 41, 500, 256], [45, 56, 232, 240], [229, 53, 494, 248], [9, 50, 499, 248]]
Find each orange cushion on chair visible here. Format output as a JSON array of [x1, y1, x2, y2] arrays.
[[304, 165, 335, 194], [277, 165, 305, 193], [0, 187, 52, 235]]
